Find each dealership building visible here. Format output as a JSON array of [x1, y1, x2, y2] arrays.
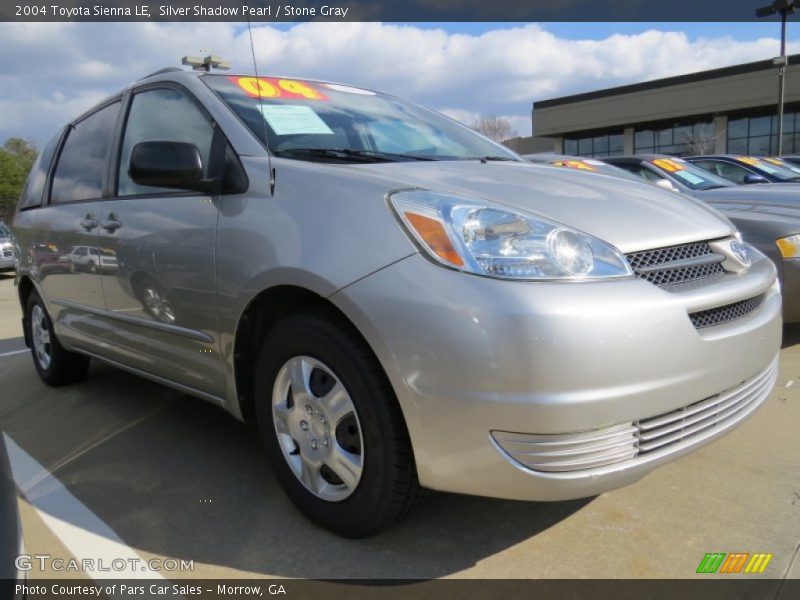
[[505, 54, 800, 158]]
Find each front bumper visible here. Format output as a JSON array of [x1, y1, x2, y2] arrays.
[[332, 252, 782, 501], [0, 255, 14, 271]]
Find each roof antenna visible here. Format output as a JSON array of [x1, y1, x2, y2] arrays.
[[245, 16, 275, 195], [181, 54, 232, 72]]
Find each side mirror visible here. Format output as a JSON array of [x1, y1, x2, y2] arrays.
[[129, 141, 207, 191], [742, 173, 768, 184], [654, 178, 678, 192]]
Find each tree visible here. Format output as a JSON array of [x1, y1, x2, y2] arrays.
[[0, 137, 38, 223], [471, 115, 517, 142]]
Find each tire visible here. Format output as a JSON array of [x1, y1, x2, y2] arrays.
[[25, 290, 90, 386], [255, 310, 424, 537]]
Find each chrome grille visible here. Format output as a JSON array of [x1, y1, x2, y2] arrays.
[[492, 359, 777, 473], [626, 241, 725, 287], [636, 359, 777, 453], [689, 295, 765, 329]]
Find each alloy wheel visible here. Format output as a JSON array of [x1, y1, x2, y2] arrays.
[[271, 355, 364, 501]]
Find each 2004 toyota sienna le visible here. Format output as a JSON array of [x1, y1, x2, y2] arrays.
[[12, 68, 782, 537]]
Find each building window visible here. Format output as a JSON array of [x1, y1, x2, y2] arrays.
[[727, 111, 797, 155], [563, 131, 624, 157], [633, 120, 714, 156]]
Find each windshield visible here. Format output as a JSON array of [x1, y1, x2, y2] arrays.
[[0, 222, 10, 237], [648, 157, 734, 191], [760, 157, 800, 179], [761, 156, 800, 179], [203, 74, 520, 163]]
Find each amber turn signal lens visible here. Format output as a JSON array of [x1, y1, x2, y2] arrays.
[[404, 212, 464, 267]]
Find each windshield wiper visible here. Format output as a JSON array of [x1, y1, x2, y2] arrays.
[[273, 148, 435, 163]]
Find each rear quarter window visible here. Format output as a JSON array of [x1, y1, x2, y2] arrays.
[[50, 102, 120, 204], [17, 130, 62, 210]]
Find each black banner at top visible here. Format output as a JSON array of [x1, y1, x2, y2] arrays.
[[0, 0, 786, 22]]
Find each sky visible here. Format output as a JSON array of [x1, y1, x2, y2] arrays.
[[0, 21, 798, 145]]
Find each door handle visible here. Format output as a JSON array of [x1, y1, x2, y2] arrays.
[[100, 215, 122, 232], [80, 214, 98, 230]]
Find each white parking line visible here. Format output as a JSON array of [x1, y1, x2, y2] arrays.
[[0, 349, 27, 358], [3, 432, 165, 582]]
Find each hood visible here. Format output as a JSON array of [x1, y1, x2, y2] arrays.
[[349, 161, 733, 253]]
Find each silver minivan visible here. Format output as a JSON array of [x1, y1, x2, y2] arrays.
[[12, 68, 782, 536]]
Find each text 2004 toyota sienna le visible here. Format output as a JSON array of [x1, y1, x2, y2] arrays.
[[12, 69, 781, 537]]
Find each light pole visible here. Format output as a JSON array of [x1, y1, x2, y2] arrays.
[[756, 0, 799, 156]]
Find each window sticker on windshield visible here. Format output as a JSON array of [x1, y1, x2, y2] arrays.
[[552, 160, 596, 171], [738, 156, 762, 166], [259, 105, 334, 136], [231, 76, 328, 101], [321, 83, 376, 95], [651, 158, 684, 172], [673, 171, 704, 185]]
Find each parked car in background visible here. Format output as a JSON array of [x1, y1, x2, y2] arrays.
[[63, 245, 118, 274], [606, 155, 800, 323], [523, 154, 644, 183], [686, 155, 800, 184], [12, 68, 782, 536], [779, 155, 800, 167], [0, 221, 15, 272]]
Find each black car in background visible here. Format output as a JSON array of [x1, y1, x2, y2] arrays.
[[686, 154, 800, 184], [605, 155, 800, 323]]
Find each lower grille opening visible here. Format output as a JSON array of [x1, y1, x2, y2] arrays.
[[689, 295, 765, 329], [492, 359, 777, 474]]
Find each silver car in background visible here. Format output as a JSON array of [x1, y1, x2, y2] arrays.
[[0, 221, 15, 272], [12, 69, 781, 536]]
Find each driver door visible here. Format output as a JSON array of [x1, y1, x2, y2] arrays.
[[97, 84, 225, 399]]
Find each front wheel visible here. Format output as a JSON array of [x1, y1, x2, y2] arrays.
[[26, 291, 90, 386], [255, 310, 424, 537]]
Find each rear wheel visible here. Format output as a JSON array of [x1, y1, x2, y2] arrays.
[[255, 310, 424, 537], [26, 291, 90, 386]]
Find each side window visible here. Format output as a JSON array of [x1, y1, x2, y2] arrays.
[[692, 160, 747, 184], [19, 130, 62, 210], [50, 103, 120, 204], [615, 163, 660, 183], [638, 167, 665, 182], [118, 87, 215, 196]]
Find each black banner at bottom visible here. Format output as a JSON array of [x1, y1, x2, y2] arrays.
[[3, 579, 799, 600]]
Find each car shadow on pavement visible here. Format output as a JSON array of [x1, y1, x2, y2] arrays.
[[3, 360, 591, 579], [783, 324, 800, 349]]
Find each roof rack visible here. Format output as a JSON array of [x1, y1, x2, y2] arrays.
[[138, 67, 183, 80]]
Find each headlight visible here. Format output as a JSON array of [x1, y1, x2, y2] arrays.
[[776, 234, 800, 259], [389, 189, 633, 280]]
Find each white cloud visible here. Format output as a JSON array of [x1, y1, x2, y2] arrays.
[[0, 22, 794, 145]]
